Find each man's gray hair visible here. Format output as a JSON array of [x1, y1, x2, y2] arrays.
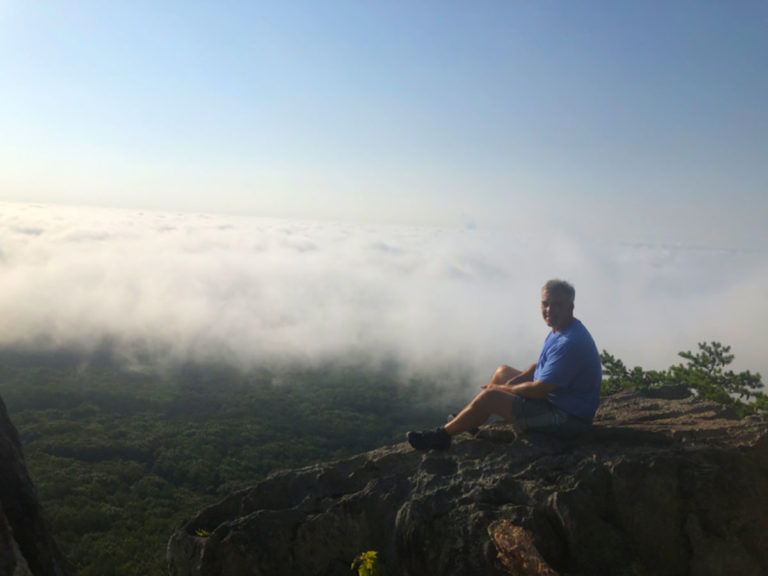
[[542, 279, 575, 302]]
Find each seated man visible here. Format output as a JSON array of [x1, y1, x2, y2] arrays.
[[408, 279, 602, 451]]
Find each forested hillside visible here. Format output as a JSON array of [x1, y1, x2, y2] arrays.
[[3, 342, 764, 575], [0, 349, 458, 576]]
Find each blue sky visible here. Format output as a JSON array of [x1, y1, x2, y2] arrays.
[[1, 1, 767, 249]]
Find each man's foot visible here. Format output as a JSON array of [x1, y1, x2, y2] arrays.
[[447, 414, 480, 436], [407, 427, 452, 451]]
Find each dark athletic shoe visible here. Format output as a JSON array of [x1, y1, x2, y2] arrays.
[[447, 414, 479, 436], [407, 427, 452, 451]]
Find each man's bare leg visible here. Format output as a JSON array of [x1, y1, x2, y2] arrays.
[[489, 364, 523, 386], [444, 389, 517, 434], [407, 365, 525, 450]]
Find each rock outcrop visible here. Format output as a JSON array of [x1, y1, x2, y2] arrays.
[[0, 396, 69, 576], [167, 388, 768, 576]]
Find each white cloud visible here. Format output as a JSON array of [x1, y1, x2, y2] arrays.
[[0, 202, 766, 386]]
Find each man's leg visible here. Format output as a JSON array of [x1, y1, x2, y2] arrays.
[[488, 364, 522, 387], [407, 365, 523, 451], [441, 364, 523, 435], [444, 388, 518, 435]]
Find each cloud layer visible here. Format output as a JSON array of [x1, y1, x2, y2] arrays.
[[1, 202, 766, 385]]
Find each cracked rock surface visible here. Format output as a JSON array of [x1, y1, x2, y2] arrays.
[[167, 388, 768, 576]]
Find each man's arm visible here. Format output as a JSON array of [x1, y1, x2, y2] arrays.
[[482, 363, 557, 398], [506, 379, 557, 399], [482, 363, 536, 391], [486, 377, 557, 399], [506, 363, 536, 386]]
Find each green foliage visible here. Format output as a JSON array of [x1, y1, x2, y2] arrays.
[[673, 342, 763, 402], [600, 351, 666, 394], [601, 342, 767, 418], [755, 393, 768, 414], [351, 550, 385, 576], [0, 349, 454, 576]]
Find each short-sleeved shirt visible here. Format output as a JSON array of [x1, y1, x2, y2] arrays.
[[533, 318, 602, 421]]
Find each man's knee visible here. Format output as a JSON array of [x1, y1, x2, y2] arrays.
[[491, 364, 520, 385], [473, 389, 516, 419]]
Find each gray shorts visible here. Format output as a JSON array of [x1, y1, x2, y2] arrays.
[[510, 396, 591, 437]]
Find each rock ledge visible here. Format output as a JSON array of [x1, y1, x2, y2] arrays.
[[168, 388, 768, 576], [0, 396, 69, 576]]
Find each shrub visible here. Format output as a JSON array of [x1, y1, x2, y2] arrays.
[[601, 342, 766, 418]]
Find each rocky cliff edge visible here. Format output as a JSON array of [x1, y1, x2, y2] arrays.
[[167, 387, 768, 576], [0, 396, 68, 576]]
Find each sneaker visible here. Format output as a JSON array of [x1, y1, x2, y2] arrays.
[[407, 427, 452, 451], [447, 414, 479, 436]]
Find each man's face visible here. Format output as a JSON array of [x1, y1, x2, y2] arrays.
[[541, 289, 574, 332]]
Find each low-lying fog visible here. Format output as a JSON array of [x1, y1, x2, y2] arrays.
[[1, 202, 766, 386]]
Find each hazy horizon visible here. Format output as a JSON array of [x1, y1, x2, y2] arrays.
[[1, 3, 766, 387], [2, 201, 765, 387]]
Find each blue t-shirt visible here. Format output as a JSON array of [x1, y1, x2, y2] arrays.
[[533, 318, 602, 421]]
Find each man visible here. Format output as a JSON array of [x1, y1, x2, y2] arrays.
[[407, 279, 602, 451]]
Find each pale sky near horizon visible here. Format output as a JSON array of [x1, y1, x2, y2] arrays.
[[3, 202, 767, 381], [1, 1, 767, 250]]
